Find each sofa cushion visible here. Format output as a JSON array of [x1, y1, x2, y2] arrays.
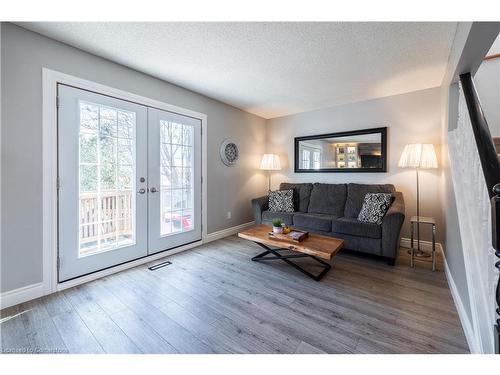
[[262, 210, 295, 226], [307, 183, 347, 216], [268, 189, 294, 212], [344, 183, 395, 218], [293, 213, 334, 232], [280, 183, 313, 212], [332, 217, 382, 239], [358, 193, 393, 224]]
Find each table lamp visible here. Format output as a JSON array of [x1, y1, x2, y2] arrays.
[[398, 144, 438, 256]]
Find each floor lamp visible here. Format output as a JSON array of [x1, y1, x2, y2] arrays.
[[260, 154, 281, 191], [398, 144, 438, 256]]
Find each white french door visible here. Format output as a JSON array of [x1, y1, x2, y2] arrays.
[[147, 108, 202, 254], [57, 84, 202, 282]]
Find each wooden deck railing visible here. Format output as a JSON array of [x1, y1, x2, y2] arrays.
[[79, 190, 133, 246]]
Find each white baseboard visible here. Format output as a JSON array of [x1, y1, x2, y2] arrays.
[[0, 282, 44, 309], [205, 221, 255, 243], [440, 247, 478, 354], [400, 237, 443, 253]]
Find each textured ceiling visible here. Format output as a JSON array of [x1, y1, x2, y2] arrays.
[[19, 22, 457, 119]]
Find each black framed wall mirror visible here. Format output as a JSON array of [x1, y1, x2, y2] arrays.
[[294, 127, 387, 173]]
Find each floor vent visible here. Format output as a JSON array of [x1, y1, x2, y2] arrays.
[[148, 260, 172, 271]]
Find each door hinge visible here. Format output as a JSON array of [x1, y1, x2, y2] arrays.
[[57, 256, 61, 270], [56, 96, 60, 109], [56, 177, 61, 190]]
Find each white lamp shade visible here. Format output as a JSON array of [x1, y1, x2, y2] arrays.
[[398, 144, 438, 169], [260, 154, 281, 170]]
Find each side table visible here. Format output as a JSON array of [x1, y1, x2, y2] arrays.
[[410, 216, 436, 271]]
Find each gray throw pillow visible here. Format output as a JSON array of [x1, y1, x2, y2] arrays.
[[268, 189, 294, 212], [357, 193, 393, 224]]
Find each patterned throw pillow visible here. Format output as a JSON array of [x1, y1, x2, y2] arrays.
[[357, 193, 393, 224], [268, 189, 294, 212]]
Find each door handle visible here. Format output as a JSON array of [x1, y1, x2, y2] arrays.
[[150, 187, 158, 193], [138, 188, 146, 194]]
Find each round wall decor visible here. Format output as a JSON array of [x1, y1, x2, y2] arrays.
[[220, 139, 240, 166]]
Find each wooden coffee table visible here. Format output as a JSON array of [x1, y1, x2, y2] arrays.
[[238, 224, 343, 281]]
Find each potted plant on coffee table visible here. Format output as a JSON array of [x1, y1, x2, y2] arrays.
[[272, 218, 284, 234]]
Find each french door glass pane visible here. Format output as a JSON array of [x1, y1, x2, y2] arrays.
[[78, 101, 136, 257], [160, 120, 194, 236]]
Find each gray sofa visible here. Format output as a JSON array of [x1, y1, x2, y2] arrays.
[[252, 183, 405, 265]]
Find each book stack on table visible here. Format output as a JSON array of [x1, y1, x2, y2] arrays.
[[268, 229, 309, 243]]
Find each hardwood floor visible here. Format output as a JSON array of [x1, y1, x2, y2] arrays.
[[0, 235, 469, 354]]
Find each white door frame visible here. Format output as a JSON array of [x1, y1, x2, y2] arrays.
[[42, 68, 207, 294]]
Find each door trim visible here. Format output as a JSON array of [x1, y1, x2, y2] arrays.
[[42, 68, 207, 294]]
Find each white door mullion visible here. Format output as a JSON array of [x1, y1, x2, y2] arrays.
[[96, 106, 102, 253]]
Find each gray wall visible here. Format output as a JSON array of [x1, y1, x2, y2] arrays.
[[1, 23, 267, 292], [266, 87, 444, 243]]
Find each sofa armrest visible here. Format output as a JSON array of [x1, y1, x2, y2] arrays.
[[381, 192, 405, 260], [251, 195, 269, 224]]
